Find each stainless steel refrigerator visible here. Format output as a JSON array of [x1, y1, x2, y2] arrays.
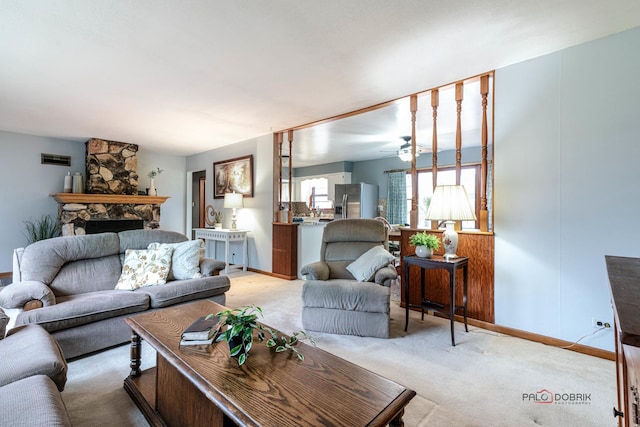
[[334, 183, 378, 219]]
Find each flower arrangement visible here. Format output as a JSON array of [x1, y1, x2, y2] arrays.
[[408, 231, 441, 250], [147, 168, 164, 179]]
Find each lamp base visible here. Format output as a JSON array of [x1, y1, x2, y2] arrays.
[[442, 221, 459, 259], [230, 208, 237, 230]]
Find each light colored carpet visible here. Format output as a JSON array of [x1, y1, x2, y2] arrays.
[[63, 272, 617, 426]]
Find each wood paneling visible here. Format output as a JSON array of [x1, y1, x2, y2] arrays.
[[272, 223, 298, 280], [400, 228, 494, 323]]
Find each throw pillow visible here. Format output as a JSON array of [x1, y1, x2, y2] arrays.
[[346, 245, 396, 282], [148, 240, 204, 280], [115, 247, 173, 290]]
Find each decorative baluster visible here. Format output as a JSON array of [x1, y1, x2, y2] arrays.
[[288, 130, 293, 223], [455, 82, 463, 185], [431, 89, 439, 230], [277, 132, 284, 221], [410, 95, 419, 228], [480, 75, 490, 231]]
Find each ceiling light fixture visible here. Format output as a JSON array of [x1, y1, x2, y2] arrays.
[[397, 136, 419, 162]]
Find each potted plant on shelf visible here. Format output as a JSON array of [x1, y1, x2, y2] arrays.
[[212, 305, 314, 366], [408, 231, 440, 258]]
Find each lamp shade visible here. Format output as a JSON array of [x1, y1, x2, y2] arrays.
[[223, 192, 244, 209], [425, 185, 476, 221]]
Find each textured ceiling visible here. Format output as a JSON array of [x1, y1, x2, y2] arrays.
[[1, 1, 640, 157]]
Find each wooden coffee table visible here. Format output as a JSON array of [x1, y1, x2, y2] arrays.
[[123, 300, 415, 427]]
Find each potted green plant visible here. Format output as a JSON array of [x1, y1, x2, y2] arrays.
[[22, 214, 60, 245], [408, 231, 440, 258], [212, 305, 313, 366]]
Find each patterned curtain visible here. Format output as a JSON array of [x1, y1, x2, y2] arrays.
[[386, 172, 407, 225]]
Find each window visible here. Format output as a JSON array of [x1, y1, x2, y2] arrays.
[[299, 178, 331, 210], [406, 165, 479, 229]]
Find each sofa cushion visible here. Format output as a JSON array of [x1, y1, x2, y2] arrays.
[[115, 247, 173, 290], [135, 275, 231, 308], [15, 290, 149, 332], [118, 229, 187, 253], [346, 245, 395, 282], [148, 240, 204, 280], [324, 241, 384, 279], [302, 280, 390, 314], [19, 233, 120, 284], [51, 255, 123, 295], [0, 324, 67, 391], [0, 375, 72, 427]]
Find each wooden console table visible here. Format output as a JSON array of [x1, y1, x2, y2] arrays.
[[194, 228, 248, 274], [403, 254, 469, 346]]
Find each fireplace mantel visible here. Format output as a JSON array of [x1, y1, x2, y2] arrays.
[[51, 193, 169, 205]]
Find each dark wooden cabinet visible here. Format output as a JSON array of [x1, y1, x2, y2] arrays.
[[272, 223, 298, 280], [606, 255, 640, 427]]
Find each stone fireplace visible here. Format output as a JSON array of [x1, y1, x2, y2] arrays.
[[52, 138, 168, 236]]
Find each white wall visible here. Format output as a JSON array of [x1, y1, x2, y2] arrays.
[[494, 26, 640, 351], [0, 131, 85, 272], [136, 147, 186, 233], [186, 134, 274, 273]]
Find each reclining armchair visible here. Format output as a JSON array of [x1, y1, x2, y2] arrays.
[[300, 218, 398, 338]]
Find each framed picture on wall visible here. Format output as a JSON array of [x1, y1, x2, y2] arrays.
[[213, 155, 254, 198]]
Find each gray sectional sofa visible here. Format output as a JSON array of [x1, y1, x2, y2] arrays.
[[0, 229, 230, 359], [0, 309, 72, 427]]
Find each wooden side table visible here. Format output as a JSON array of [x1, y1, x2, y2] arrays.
[[403, 254, 469, 346]]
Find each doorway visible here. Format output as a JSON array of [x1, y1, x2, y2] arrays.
[[191, 170, 206, 239]]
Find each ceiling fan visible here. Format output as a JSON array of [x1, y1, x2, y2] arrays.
[[381, 136, 430, 161]]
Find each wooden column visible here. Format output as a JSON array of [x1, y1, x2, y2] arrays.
[[277, 132, 284, 220], [455, 82, 463, 185], [409, 95, 418, 228], [287, 130, 293, 223], [431, 89, 439, 230], [479, 75, 490, 232]]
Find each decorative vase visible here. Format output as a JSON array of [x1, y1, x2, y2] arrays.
[[149, 178, 157, 196], [415, 246, 432, 258], [215, 222, 223, 229]]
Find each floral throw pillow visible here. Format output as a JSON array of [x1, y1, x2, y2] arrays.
[[147, 240, 204, 280], [115, 247, 174, 290]]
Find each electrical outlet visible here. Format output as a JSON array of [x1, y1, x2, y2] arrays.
[[592, 318, 612, 329]]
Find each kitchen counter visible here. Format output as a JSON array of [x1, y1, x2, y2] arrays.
[[297, 222, 327, 278]]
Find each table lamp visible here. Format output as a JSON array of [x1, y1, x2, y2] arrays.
[[425, 185, 476, 259], [223, 192, 243, 230]]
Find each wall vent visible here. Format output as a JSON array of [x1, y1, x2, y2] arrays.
[[41, 153, 71, 166]]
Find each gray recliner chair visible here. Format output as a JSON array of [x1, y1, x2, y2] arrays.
[[300, 218, 398, 338]]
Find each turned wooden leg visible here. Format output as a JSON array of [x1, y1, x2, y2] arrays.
[[389, 408, 405, 427], [129, 332, 142, 377]]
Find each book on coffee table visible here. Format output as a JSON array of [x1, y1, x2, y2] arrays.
[[179, 336, 216, 346], [181, 316, 221, 341]]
